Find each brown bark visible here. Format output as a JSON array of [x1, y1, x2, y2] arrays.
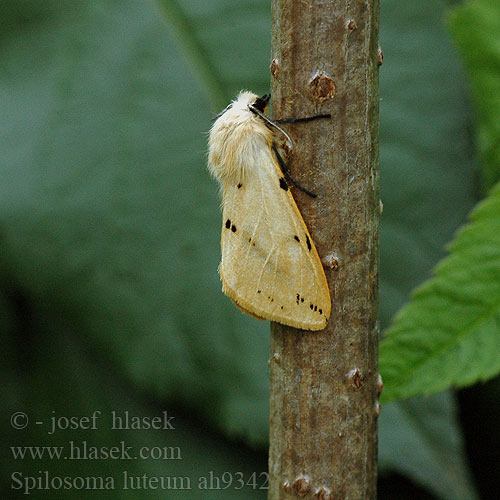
[[268, 1, 380, 499]]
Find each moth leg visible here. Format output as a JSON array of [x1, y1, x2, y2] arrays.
[[272, 143, 317, 199], [275, 113, 331, 124]]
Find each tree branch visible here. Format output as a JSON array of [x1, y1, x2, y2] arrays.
[[268, 1, 380, 499]]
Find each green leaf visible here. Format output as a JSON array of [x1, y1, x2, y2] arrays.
[[379, 393, 478, 500], [0, 0, 271, 447], [378, 0, 477, 329], [380, 182, 500, 402], [1, 321, 267, 499], [449, 0, 500, 191]]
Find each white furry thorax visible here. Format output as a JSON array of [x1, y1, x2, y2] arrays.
[[208, 91, 273, 185]]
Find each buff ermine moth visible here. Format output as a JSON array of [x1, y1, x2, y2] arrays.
[[208, 91, 331, 330]]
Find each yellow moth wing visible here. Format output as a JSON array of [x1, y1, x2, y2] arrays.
[[219, 147, 331, 331]]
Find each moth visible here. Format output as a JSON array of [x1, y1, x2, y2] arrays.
[[208, 91, 331, 330]]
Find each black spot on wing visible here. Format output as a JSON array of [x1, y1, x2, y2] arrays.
[[225, 219, 231, 229], [294, 235, 300, 243], [296, 293, 324, 317], [279, 177, 289, 191], [231, 224, 237, 232], [305, 234, 312, 251], [308, 302, 322, 313], [237, 183, 242, 189]]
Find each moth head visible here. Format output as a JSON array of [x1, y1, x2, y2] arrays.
[[231, 90, 268, 113], [252, 94, 270, 113], [208, 91, 273, 184]]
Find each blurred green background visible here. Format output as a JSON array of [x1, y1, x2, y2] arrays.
[[1, 0, 498, 499]]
